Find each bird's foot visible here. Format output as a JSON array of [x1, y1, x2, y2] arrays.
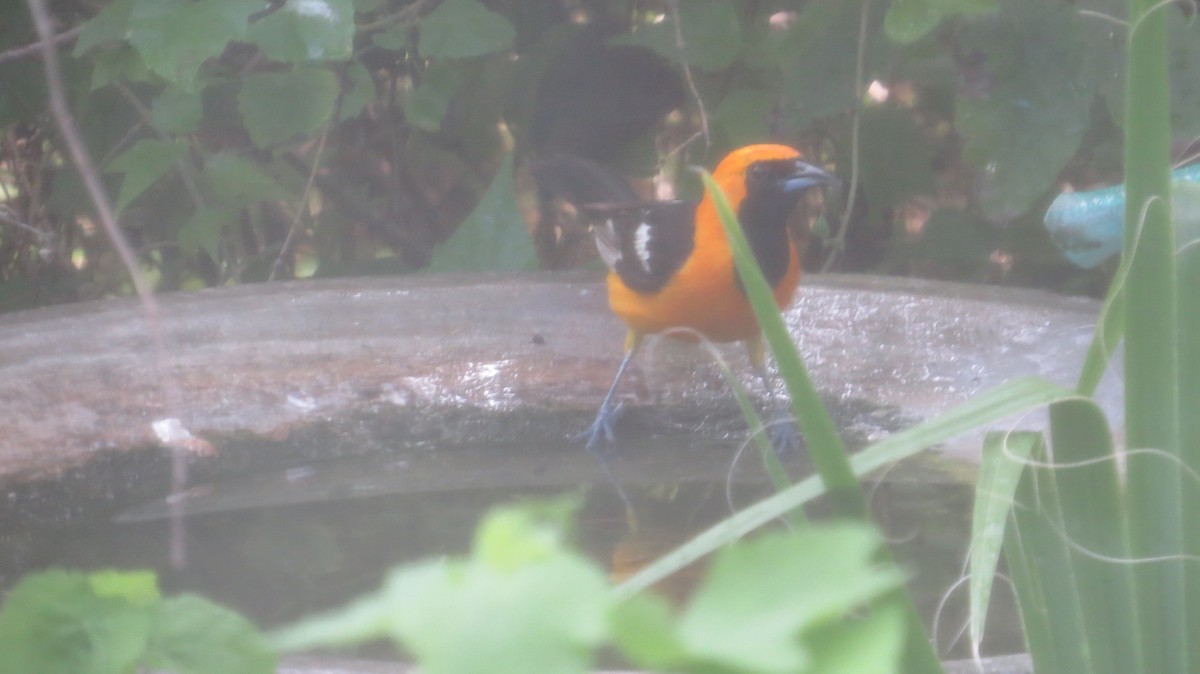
[[765, 410, 805, 457], [575, 401, 627, 453]]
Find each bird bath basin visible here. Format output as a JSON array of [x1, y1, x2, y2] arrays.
[[0, 272, 1111, 666]]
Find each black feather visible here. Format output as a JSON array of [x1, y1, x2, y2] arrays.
[[583, 201, 696, 294]]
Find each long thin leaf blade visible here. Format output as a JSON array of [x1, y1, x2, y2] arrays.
[[1003, 437, 1092, 674], [696, 168, 866, 517], [614, 376, 1075, 600], [1124, 0, 1183, 669], [1049, 399, 1140, 674], [1178, 241, 1200, 670], [713, 353, 803, 528], [969, 431, 1039, 651]]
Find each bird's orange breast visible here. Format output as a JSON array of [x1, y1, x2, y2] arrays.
[[606, 199, 801, 343]]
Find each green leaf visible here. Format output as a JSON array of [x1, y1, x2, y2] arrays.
[[0, 570, 154, 674], [371, 22, 409, 51], [89, 44, 154, 90], [849, 105, 935, 220], [151, 86, 203, 134], [1164, 18, 1200, 139], [0, 60, 48, 127], [145, 594, 276, 674], [1002, 434, 1092, 674], [609, 594, 686, 671], [1048, 399, 1139, 674], [74, 0, 135, 54], [178, 207, 232, 260], [387, 557, 608, 674], [238, 67, 340, 148], [804, 600, 907, 674], [201, 151, 289, 207], [1099, 14, 1200, 139], [128, 0, 254, 89], [714, 86, 773, 149], [778, 0, 888, 129], [418, 0, 515, 59], [106, 138, 188, 213], [246, 0, 355, 63], [898, 208, 994, 266], [274, 505, 609, 674], [87, 570, 161, 606], [404, 62, 461, 132], [426, 153, 536, 272], [677, 527, 903, 674], [969, 431, 1038, 652], [884, 0, 995, 45], [473, 506, 569, 570], [340, 60, 375, 119], [270, 589, 396, 652], [609, 2, 742, 72], [956, 0, 1097, 220]]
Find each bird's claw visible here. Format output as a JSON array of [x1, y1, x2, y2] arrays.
[[766, 411, 805, 457], [576, 401, 626, 453]]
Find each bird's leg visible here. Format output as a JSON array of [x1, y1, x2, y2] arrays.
[[577, 332, 643, 453], [746, 336, 804, 455]]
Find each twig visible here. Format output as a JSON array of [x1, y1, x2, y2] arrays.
[[0, 24, 81, 65], [270, 126, 331, 281], [25, 3, 153, 300], [25, 0, 189, 569], [355, 0, 428, 33], [666, 0, 709, 149], [820, 0, 870, 273], [0, 204, 54, 242]]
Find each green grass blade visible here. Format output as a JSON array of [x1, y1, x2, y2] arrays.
[[1124, 0, 1183, 666], [699, 166, 946, 670], [1076, 255, 1126, 397], [696, 168, 866, 518], [1179, 241, 1200, 670], [969, 431, 1039, 652], [713, 354, 803, 527], [1003, 434, 1092, 674], [1048, 399, 1140, 674], [614, 376, 1075, 601]]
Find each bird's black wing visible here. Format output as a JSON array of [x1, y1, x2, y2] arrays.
[[583, 200, 697, 294]]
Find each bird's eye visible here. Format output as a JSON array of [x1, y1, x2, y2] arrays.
[[748, 163, 768, 179]]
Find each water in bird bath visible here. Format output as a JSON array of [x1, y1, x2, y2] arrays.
[[0, 422, 1024, 662]]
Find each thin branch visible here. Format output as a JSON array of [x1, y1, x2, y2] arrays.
[[355, 0, 428, 33], [666, 0, 709, 149], [0, 24, 81, 65], [25, 0, 189, 569], [270, 127, 331, 281], [25, 3, 153, 301], [820, 0, 870, 272]]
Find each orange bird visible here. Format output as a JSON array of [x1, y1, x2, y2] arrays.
[[573, 144, 839, 451]]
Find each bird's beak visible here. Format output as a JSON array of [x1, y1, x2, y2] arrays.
[[782, 161, 840, 192]]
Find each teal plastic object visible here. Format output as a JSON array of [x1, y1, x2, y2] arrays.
[[1044, 163, 1200, 268]]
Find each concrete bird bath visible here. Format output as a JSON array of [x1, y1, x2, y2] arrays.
[[0, 272, 1110, 670]]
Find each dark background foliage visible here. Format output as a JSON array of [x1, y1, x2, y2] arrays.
[[1, 0, 1197, 312]]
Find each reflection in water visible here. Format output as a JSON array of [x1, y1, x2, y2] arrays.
[[0, 444, 1023, 660]]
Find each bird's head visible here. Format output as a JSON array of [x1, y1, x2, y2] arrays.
[[710, 144, 838, 211]]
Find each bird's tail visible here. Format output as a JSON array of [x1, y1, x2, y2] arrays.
[[531, 153, 640, 208]]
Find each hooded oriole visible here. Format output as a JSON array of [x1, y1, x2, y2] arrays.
[[568, 144, 838, 451]]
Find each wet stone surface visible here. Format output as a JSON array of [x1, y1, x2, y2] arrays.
[[0, 272, 1110, 486]]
